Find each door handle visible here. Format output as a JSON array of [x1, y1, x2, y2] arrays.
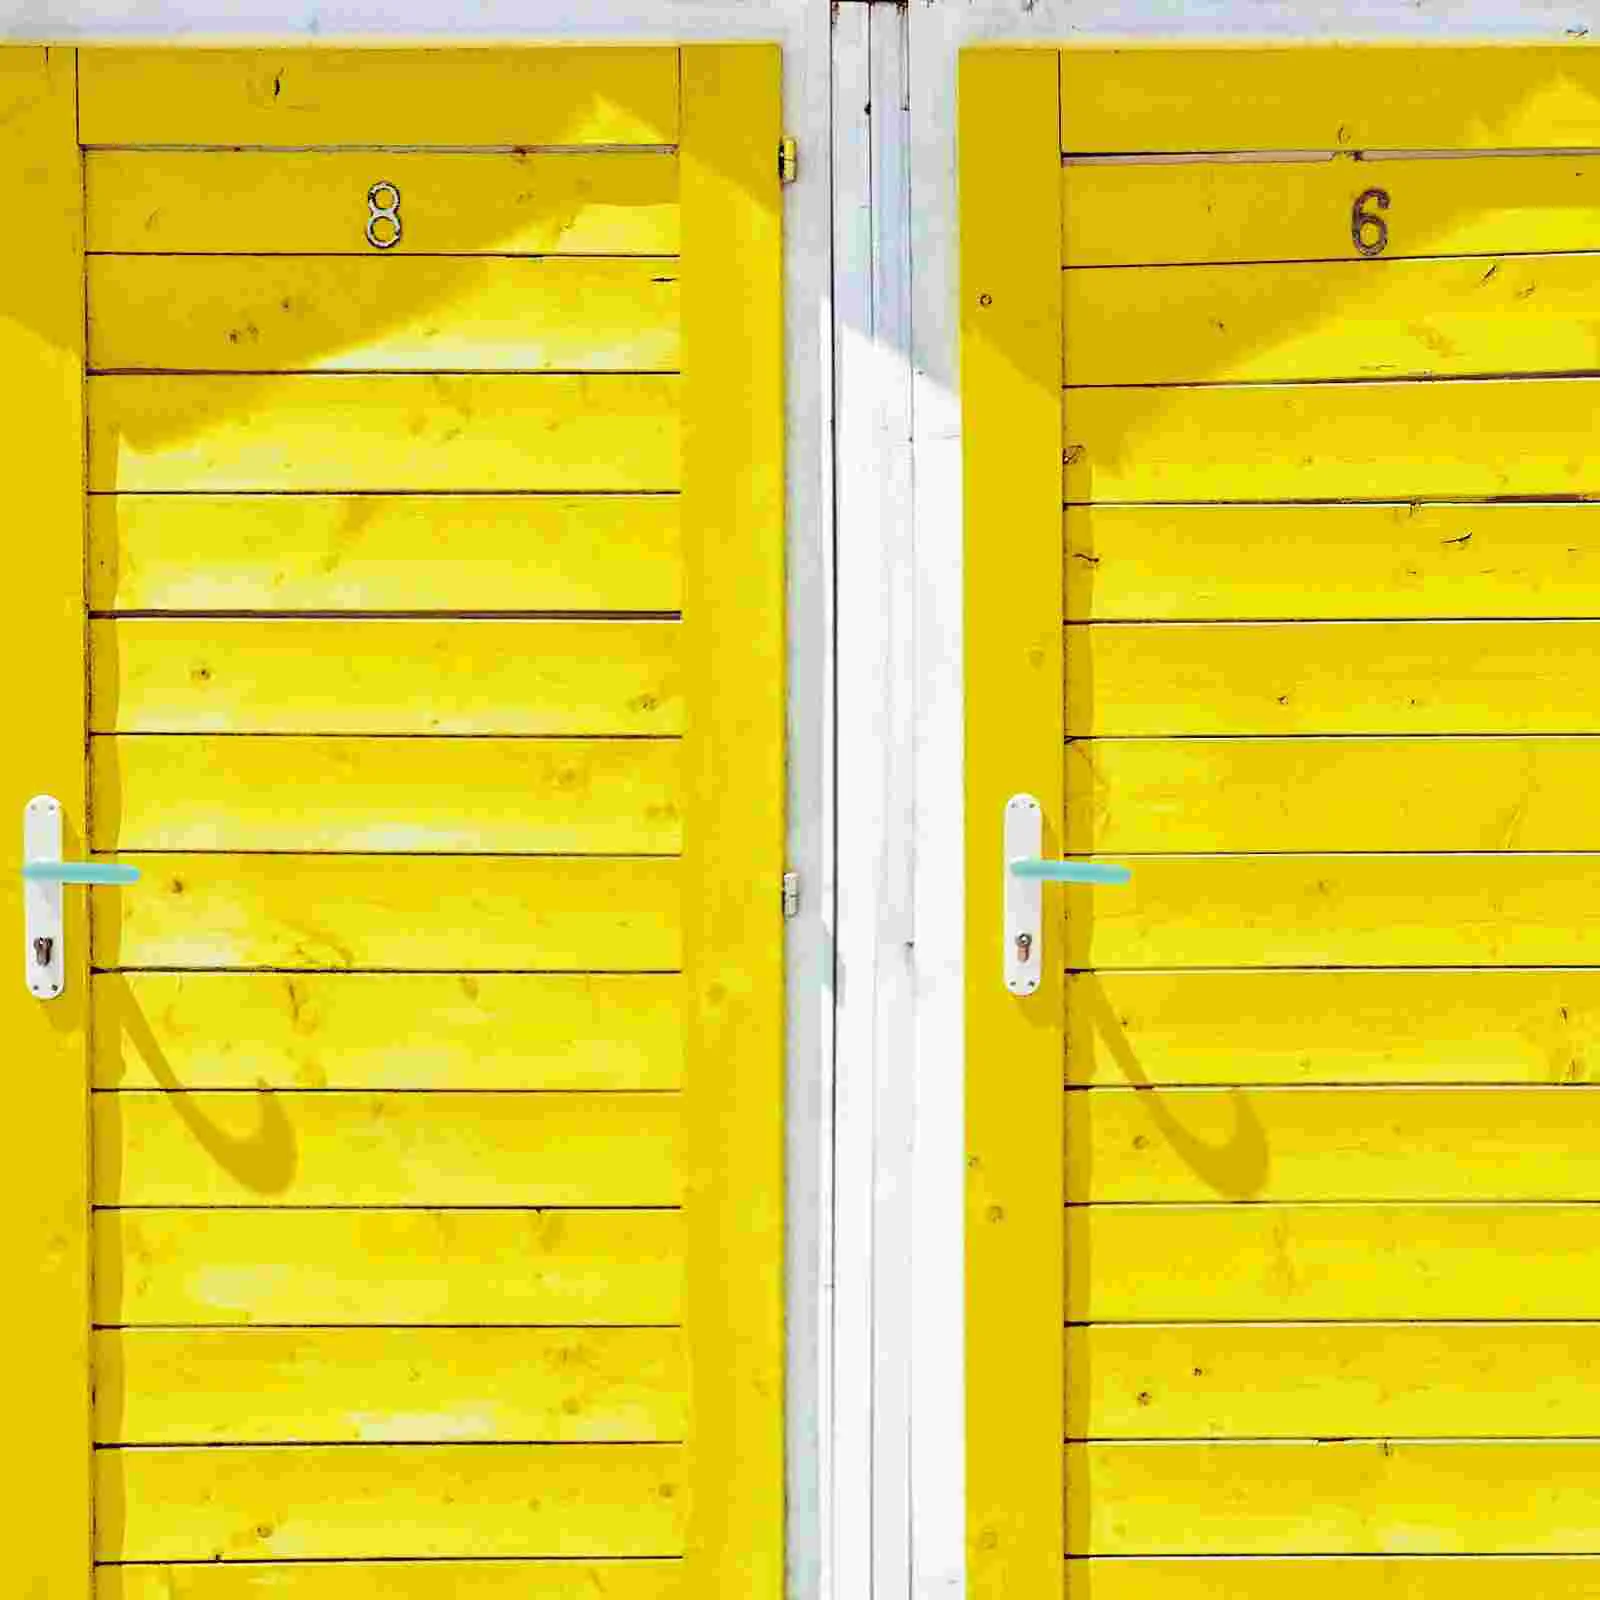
[[1004, 793, 1129, 995], [23, 795, 141, 1001]]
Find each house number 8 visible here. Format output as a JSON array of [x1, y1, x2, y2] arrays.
[[1350, 186, 1390, 257], [366, 180, 402, 250]]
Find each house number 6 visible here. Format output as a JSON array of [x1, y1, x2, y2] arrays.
[[1350, 186, 1390, 257], [366, 180, 402, 250]]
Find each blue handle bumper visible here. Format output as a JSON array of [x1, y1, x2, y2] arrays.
[[1009, 858, 1132, 886], [23, 862, 142, 886]]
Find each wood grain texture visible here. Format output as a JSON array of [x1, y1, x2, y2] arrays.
[[96, 1208, 685, 1326], [99, 1562, 686, 1600], [90, 256, 679, 373], [89, 374, 679, 492], [97, 1326, 687, 1444], [1063, 1558, 1600, 1600], [92, 972, 684, 1091], [94, 854, 681, 973]]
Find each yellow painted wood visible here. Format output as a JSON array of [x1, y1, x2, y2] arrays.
[[87, 150, 678, 256], [1071, 1085, 1600, 1202], [960, 49, 1065, 1600], [679, 48, 786, 1600], [1064, 503, 1600, 622], [96, 1090, 683, 1207], [1065, 255, 1600, 386], [95, 854, 681, 972], [1059, 43, 1600, 152], [96, 1442, 685, 1562], [1064, 378, 1600, 503], [1070, 1321, 1600, 1440], [79, 47, 678, 145], [1066, 969, 1600, 1086], [89, 374, 678, 493], [90, 493, 682, 615], [90, 257, 679, 373], [93, 619, 682, 736], [93, 736, 682, 854], [1065, 1440, 1600, 1555], [97, 1327, 687, 1444], [1063, 1558, 1600, 1600], [92, 972, 684, 1091], [100, 1560, 686, 1600], [1066, 738, 1600, 853], [1068, 1204, 1600, 1321], [1067, 622, 1600, 737], [97, 1208, 685, 1327], [0, 44, 89, 1600]]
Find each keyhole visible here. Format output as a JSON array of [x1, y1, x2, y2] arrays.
[[33, 935, 53, 968], [1015, 931, 1033, 964]]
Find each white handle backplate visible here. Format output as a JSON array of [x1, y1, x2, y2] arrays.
[[24, 795, 64, 1000], [1004, 793, 1042, 995]]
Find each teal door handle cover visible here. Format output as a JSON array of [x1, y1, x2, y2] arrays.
[[22, 861, 141, 886], [1008, 858, 1131, 886]]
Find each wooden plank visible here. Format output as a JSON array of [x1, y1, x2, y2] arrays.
[[1063, 1558, 1600, 1600], [1065, 1439, 1600, 1555], [96, 1208, 685, 1326], [1069, 1204, 1600, 1320], [97, 1326, 687, 1444], [87, 150, 678, 256], [93, 619, 682, 736], [1067, 738, 1600, 853], [89, 257, 679, 374], [679, 48, 786, 1600], [96, 1442, 685, 1562], [95, 854, 681, 973], [1059, 43, 1600, 152], [1062, 853, 1600, 969], [960, 49, 1066, 1600], [78, 47, 678, 145], [1071, 1085, 1600, 1202], [95, 1089, 683, 1207], [90, 493, 683, 615], [1064, 254, 1600, 386], [92, 972, 684, 1091], [1064, 503, 1600, 623], [100, 1561, 686, 1600], [92, 736, 682, 854], [1066, 969, 1600, 1086], [1069, 1321, 1600, 1440], [89, 374, 679, 493], [0, 44, 89, 1600], [1063, 378, 1600, 503], [1067, 621, 1600, 737], [1062, 154, 1600, 269]]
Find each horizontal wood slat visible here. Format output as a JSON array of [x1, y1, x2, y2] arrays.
[[93, 619, 682, 736], [91, 972, 684, 1091], [1070, 1085, 1600, 1202], [97, 1326, 687, 1444], [1063, 155, 1600, 268], [96, 1208, 685, 1325], [98, 1561, 687, 1600], [89, 256, 680, 373], [87, 152, 678, 256], [1065, 1439, 1600, 1555], [1069, 1204, 1600, 1320], [90, 494, 683, 615], [1064, 254, 1600, 386], [92, 736, 682, 854], [94, 1090, 683, 1207], [95, 1441, 685, 1562], [1068, 1321, 1600, 1439], [89, 374, 679, 493], [1066, 737, 1600, 853], [94, 854, 681, 972], [1062, 1557, 1600, 1600], [1066, 969, 1600, 1086], [1067, 621, 1600, 737], [1065, 503, 1600, 622], [78, 47, 679, 146]]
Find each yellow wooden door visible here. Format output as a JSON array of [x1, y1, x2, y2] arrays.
[[965, 42, 1600, 1600], [5, 44, 784, 1599]]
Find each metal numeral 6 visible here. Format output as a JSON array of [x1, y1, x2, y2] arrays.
[[366, 180, 402, 250], [1350, 186, 1390, 257]]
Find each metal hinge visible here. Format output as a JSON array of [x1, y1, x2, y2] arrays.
[[779, 135, 798, 185], [782, 870, 800, 919]]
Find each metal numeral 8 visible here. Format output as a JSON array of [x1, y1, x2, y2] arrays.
[[366, 180, 402, 250], [1350, 186, 1390, 257]]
